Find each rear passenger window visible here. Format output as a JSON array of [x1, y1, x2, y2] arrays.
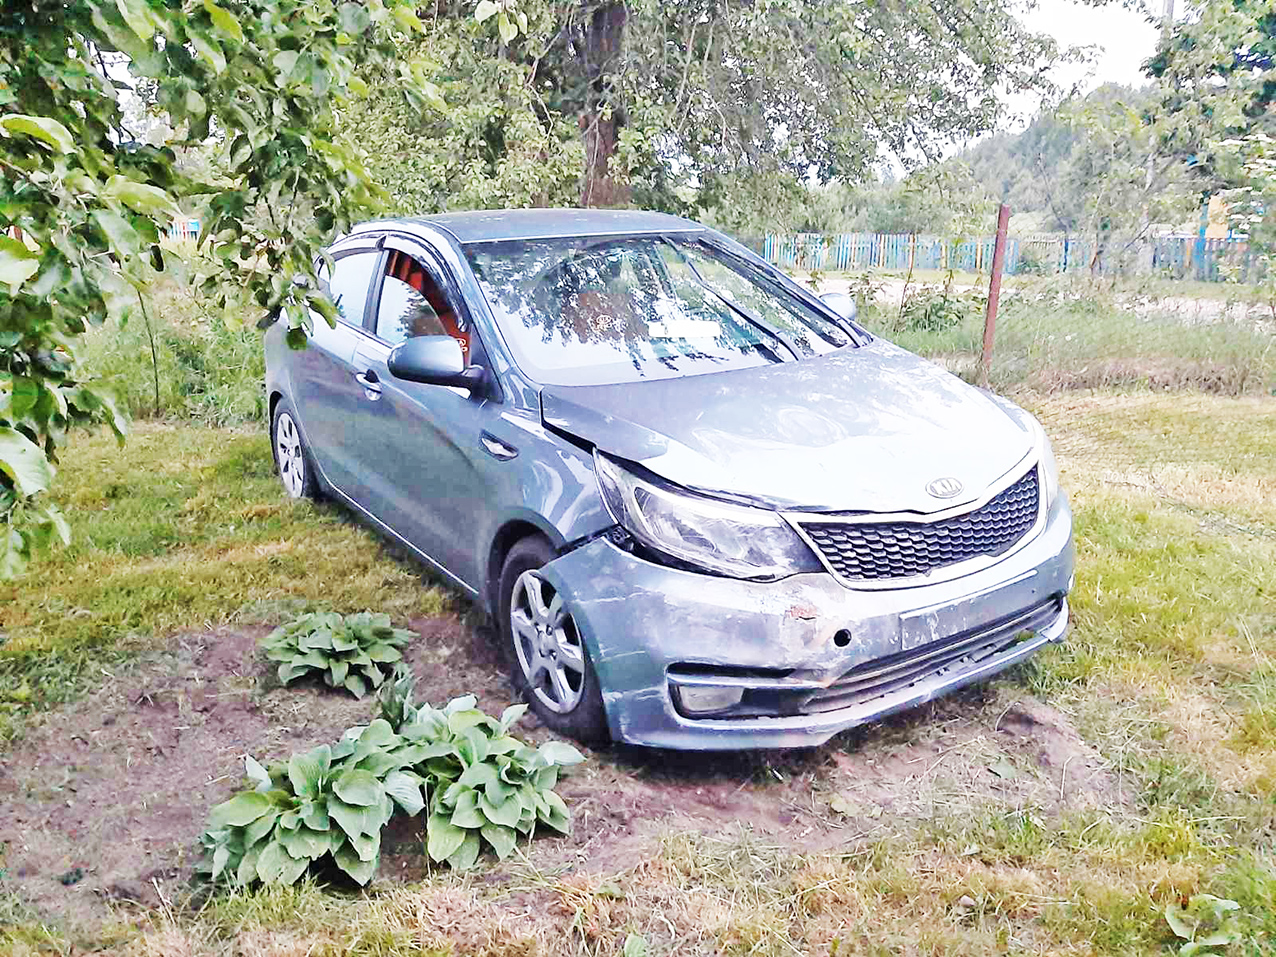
[[326, 252, 380, 328]]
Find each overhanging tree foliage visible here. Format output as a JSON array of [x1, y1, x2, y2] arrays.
[[343, 0, 1070, 233], [0, 0, 436, 575]]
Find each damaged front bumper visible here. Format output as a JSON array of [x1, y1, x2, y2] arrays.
[[538, 494, 1074, 750]]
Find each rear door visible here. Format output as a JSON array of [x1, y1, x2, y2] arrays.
[[346, 237, 497, 588], [289, 244, 383, 493]]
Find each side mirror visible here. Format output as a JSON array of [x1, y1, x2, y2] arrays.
[[388, 336, 488, 395], [819, 291, 858, 323]]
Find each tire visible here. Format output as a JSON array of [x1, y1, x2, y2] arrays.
[[271, 401, 320, 501], [498, 536, 609, 746]]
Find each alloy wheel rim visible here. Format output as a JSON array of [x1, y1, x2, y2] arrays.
[[510, 570, 585, 714], [275, 412, 305, 498]]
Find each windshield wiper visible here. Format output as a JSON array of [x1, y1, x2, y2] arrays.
[[657, 237, 801, 361], [698, 238, 869, 346]]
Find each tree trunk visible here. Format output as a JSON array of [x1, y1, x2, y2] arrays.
[[579, 2, 629, 208]]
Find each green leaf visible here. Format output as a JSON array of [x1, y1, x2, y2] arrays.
[[331, 630, 359, 652], [329, 658, 349, 686], [383, 770, 425, 817], [447, 829, 482, 870], [347, 829, 382, 863], [332, 839, 378, 885], [479, 791, 522, 828], [211, 844, 230, 880], [0, 427, 53, 498], [344, 673, 368, 698], [499, 704, 528, 732], [243, 809, 280, 848], [365, 642, 403, 663], [104, 177, 182, 219], [202, 0, 245, 42], [186, 26, 227, 74], [622, 933, 648, 957], [333, 769, 383, 807], [0, 238, 40, 292], [458, 763, 499, 790], [208, 792, 273, 828], [448, 709, 486, 734], [497, 12, 517, 44], [339, 2, 371, 33], [450, 789, 486, 829], [1165, 902, 1196, 941], [114, 0, 155, 40], [274, 50, 300, 82], [92, 210, 140, 257], [0, 114, 75, 153], [245, 755, 271, 792], [426, 811, 466, 862], [256, 841, 308, 885], [278, 826, 330, 861], [301, 801, 329, 832], [328, 797, 383, 840], [538, 790, 570, 834], [236, 843, 263, 886], [288, 745, 331, 799], [537, 741, 585, 767], [392, 5, 424, 32], [481, 822, 517, 860], [444, 695, 478, 714], [474, 0, 498, 23]]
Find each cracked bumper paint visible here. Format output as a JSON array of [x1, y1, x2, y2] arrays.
[[538, 494, 1075, 750]]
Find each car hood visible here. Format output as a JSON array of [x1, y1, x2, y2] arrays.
[[539, 340, 1035, 513]]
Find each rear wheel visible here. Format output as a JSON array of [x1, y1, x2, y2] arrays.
[[271, 401, 319, 500], [498, 537, 609, 746]]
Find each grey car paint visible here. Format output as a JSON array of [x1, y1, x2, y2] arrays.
[[264, 209, 1073, 750]]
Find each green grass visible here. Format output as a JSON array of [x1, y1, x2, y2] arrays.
[[5, 362, 1276, 952], [80, 279, 268, 425], [0, 423, 452, 740]]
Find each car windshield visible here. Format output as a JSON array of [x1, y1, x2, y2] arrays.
[[463, 235, 853, 386]]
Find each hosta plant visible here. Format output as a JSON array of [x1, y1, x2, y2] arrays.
[[201, 722, 426, 886], [262, 611, 414, 698], [377, 670, 585, 869], [201, 672, 585, 886]]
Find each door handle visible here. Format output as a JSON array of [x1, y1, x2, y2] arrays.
[[354, 370, 382, 398], [480, 431, 518, 461]]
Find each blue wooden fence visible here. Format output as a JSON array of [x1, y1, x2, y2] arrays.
[[763, 233, 1265, 282]]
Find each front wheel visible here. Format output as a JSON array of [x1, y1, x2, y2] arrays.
[[498, 537, 609, 746]]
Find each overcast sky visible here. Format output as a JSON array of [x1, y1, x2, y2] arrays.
[[1025, 0, 1163, 95]]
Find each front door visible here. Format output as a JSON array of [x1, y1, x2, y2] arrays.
[[347, 239, 495, 589]]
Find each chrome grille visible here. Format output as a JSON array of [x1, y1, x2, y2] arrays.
[[800, 468, 1039, 582]]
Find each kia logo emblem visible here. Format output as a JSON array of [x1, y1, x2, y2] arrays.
[[926, 477, 964, 499]]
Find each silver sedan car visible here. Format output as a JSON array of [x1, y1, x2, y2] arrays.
[[265, 209, 1073, 750]]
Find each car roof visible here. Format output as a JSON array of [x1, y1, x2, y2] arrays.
[[349, 208, 705, 244]]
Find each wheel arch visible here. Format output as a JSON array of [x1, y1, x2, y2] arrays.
[[485, 518, 561, 617]]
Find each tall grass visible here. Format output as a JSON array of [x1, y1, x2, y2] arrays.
[[81, 279, 267, 425], [853, 278, 1276, 395]]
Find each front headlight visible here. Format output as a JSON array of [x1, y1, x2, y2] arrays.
[[594, 451, 822, 580], [1033, 421, 1061, 512]]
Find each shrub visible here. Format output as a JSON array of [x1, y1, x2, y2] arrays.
[[200, 671, 585, 886], [377, 669, 582, 869], [262, 611, 414, 698]]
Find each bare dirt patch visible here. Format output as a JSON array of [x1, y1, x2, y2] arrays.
[[0, 620, 1118, 934]]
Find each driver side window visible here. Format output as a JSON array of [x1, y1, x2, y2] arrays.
[[373, 250, 472, 364]]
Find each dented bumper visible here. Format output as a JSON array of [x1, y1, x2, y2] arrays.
[[538, 494, 1074, 750]]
